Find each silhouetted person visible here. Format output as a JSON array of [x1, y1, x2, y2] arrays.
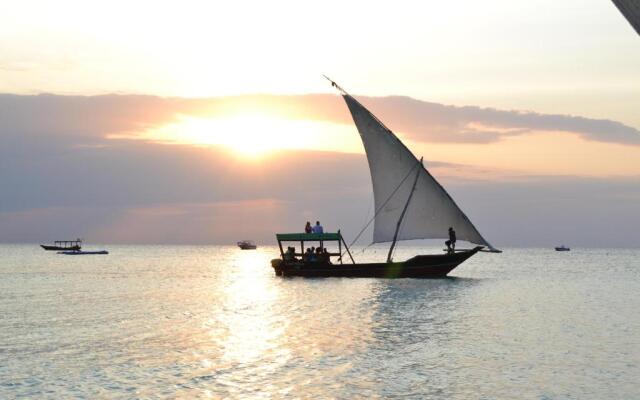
[[284, 246, 297, 262], [305, 221, 312, 234], [304, 247, 312, 262], [445, 227, 456, 254], [322, 248, 331, 264]]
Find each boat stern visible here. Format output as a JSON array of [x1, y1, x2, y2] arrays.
[[271, 258, 283, 276]]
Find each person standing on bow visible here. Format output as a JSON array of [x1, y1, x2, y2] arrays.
[[305, 221, 312, 234], [445, 227, 456, 254]]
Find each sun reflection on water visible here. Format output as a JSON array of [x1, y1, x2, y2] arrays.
[[198, 246, 383, 396], [211, 249, 291, 368]]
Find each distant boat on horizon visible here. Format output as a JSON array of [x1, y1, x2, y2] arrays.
[[270, 79, 500, 278], [41, 239, 82, 251], [555, 245, 570, 252], [237, 240, 257, 250]]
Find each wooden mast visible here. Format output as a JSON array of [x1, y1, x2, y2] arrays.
[[386, 158, 423, 263]]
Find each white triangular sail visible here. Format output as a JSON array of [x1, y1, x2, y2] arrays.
[[342, 94, 498, 251]]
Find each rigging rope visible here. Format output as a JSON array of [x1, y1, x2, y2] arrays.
[[342, 161, 421, 256]]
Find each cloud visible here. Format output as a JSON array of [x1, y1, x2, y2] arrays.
[[2, 173, 639, 248], [87, 199, 291, 245], [1, 93, 639, 247], [3, 93, 639, 148], [355, 96, 640, 146], [0, 64, 30, 72], [447, 175, 640, 248]]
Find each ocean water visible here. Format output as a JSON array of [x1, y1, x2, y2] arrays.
[[1, 244, 638, 399]]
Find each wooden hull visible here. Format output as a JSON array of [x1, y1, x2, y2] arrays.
[[41, 245, 81, 251], [272, 247, 481, 278], [58, 250, 108, 255]]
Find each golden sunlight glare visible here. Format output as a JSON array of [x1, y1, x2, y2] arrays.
[[138, 113, 362, 157]]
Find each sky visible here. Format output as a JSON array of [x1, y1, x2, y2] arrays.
[[0, 0, 639, 247]]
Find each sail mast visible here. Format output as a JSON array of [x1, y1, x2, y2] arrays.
[[387, 158, 423, 263]]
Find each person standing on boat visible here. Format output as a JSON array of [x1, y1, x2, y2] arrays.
[[312, 221, 324, 234], [445, 227, 456, 253], [305, 221, 312, 234]]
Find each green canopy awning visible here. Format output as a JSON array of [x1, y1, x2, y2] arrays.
[[276, 232, 342, 242]]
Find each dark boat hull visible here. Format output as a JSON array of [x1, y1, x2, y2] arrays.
[[58, 250, 108, 255], [41, 245, 81, 251], [272, 247, 481, 278]]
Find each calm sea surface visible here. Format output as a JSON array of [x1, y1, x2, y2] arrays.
[[1, 244, 638, 399]]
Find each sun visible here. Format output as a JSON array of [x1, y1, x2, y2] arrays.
[[128, 113, 362, 158], [171, 114, 302, 156]]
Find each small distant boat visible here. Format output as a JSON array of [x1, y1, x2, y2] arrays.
[[58, 250, 109, 255], [555, 245, 570, 251], [41, 239, 82, 251], [237, 240, 257, 250]]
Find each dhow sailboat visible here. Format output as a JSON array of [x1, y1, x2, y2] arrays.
[[270, 79, 500, 278]]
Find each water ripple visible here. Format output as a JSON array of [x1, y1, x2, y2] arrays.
[[1, 245, 639, 398]]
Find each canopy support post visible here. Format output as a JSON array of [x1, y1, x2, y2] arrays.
[[277, 240, 285, 258], [387, 158, 423, 263], [339, 230, 356, 264]]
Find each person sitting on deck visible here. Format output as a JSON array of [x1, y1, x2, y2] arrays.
[[445, 227, 457, 254], [309, 247, 318, 262], [312, 221, 324, 234], [321, 248, 331, 264], [303, 247, 312, 262], [305, 221, 312, 234], [284, 246, 297, 262]]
